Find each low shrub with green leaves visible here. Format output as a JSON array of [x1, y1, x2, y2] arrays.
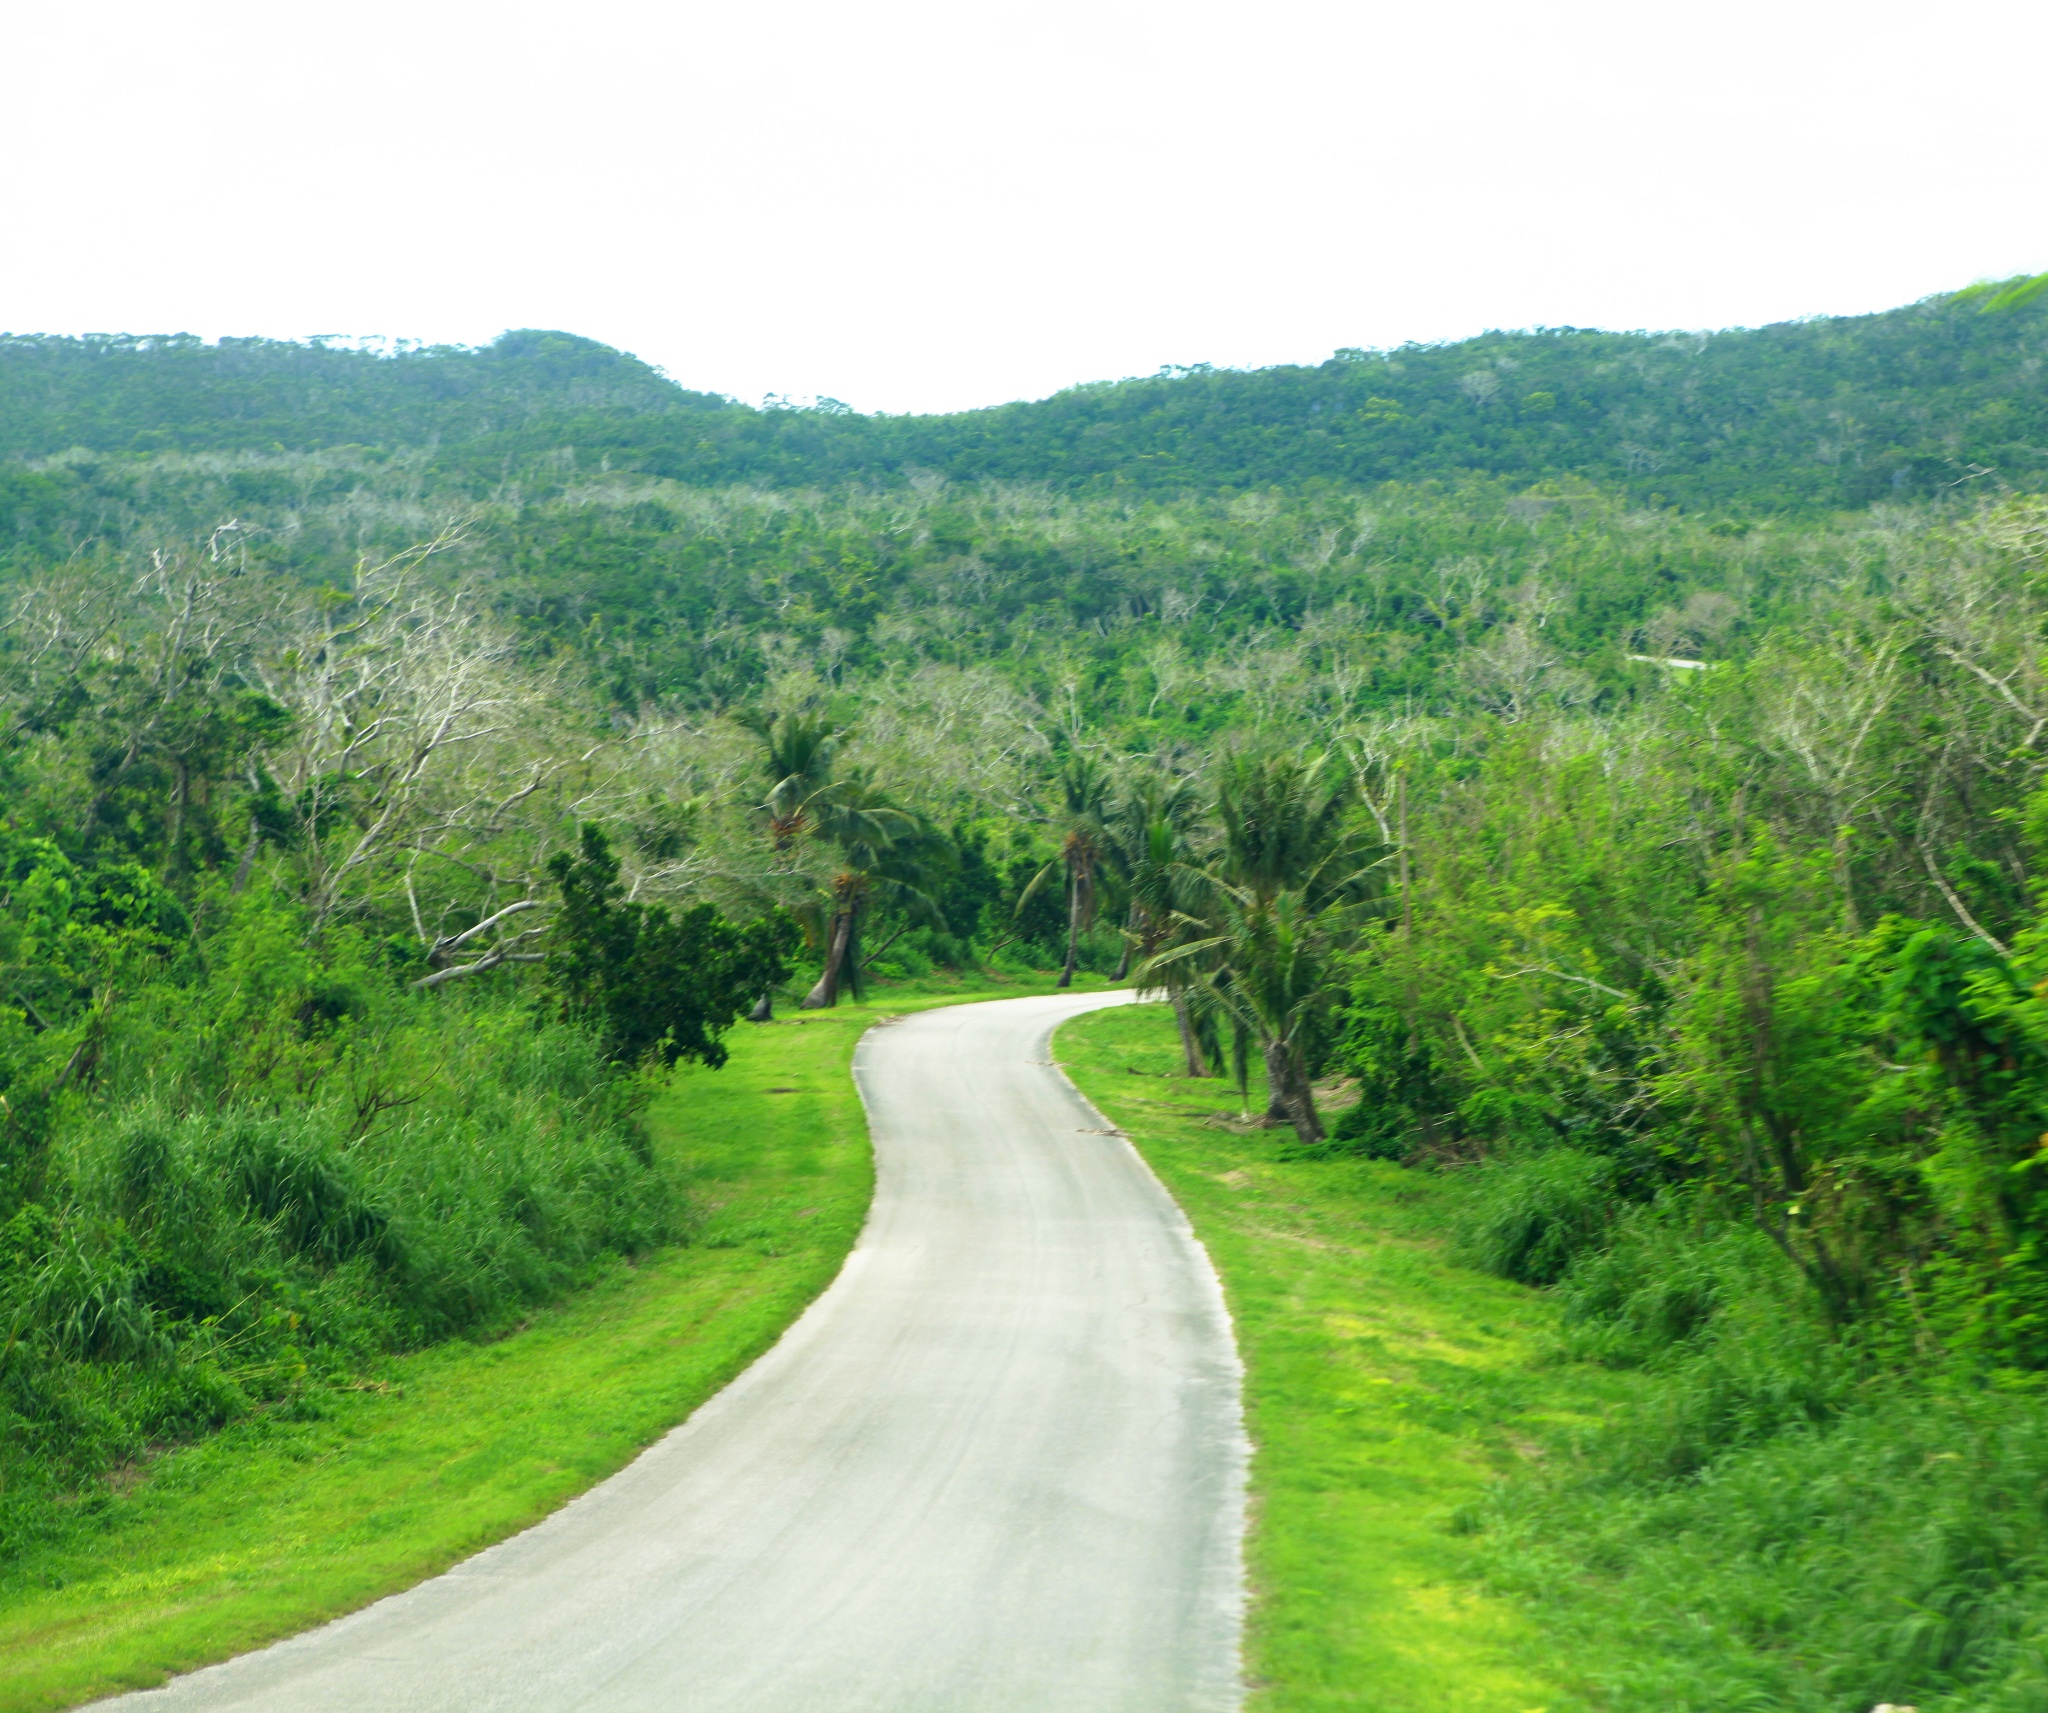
[[1450, 1147, 1616, 1287], [0, 875, 682, 1563]]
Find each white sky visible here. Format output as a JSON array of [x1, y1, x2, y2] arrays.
[[1, 0, 2042, 416]]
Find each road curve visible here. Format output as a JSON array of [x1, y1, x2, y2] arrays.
[[94, 990, 1247, 1713]]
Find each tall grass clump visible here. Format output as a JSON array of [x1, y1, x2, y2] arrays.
[[1449, 1147, 1616, 1287], [1443, 1186, 2048, 1710], [0, 889, 680, 1563], [1479, 1364, 2048, 1711]]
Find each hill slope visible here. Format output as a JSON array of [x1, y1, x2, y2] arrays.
[[4, 284, 2045, 510]]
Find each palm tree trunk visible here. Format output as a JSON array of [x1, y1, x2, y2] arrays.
[[749, 991, 775, 1022], [1264, 1039, 1325, 1145], [1261, 1034, 1290, 1124], [1058, 867, 1080, 989], [800, 911, 854, 1008], [1172, 994, 1209, 1077], [1110, 904, 1136, 981], [1231, 1021, 1253, 1118]]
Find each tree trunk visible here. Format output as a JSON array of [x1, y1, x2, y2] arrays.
[[1057, 867, 1080, 989], [1261, 1033, 1290, 1123], [1832, 824, 1860, 934], [748, 991, 775, 1022], [230, 818, 263, 895], [1230, 1021, 1253, 1117], [800, 911, 854, 1009], [164, 759, 190, 882], [1173, 994, 1209, 1077], [1265, 1039, 1325, 1145], [1110, 904, 1136, 981]]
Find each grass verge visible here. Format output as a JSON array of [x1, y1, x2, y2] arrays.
[[1058, 1001, 1629, 1713], [0, 974, 1067, 1713]]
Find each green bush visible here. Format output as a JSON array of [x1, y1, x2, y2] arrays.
[[1452, 1147, 1617, 1286], [1557, 1197, 1786, 1367], [0, 893, 683, 1563], [1482, 1380, 2048, 1711]]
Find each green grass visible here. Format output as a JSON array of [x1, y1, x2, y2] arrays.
[[0, 975, 1073, 1713], [1058, 1002, 1631, 1713]]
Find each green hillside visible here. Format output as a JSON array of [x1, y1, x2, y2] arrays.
[[6, 278, 2046, 508], [0, 329, 716, 456]]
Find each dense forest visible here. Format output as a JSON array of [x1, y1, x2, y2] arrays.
[[6, 276, 2048, 1709]]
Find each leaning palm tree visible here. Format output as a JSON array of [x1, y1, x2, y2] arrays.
[[798, 776, 937, 1009], [1112, 772, 1210, 1073], [735, 708, 844, 850], [1017, 754, 1113, 989], [1144, 750, 1388, 1137], [1142, 884, 1353, 1145]]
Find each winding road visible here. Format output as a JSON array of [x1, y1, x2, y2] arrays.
[[93, 990, 1248, 1712]]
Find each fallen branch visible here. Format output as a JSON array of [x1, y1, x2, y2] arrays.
[[1489, 965, 1635, 1002], [412, 949, 548, 990], [1918, 844, 2009, 955], [424, 899, 544, 964]]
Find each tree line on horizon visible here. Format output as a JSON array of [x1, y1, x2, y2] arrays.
[[2, 273, 2045, 510]]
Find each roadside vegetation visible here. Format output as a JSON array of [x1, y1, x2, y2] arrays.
[[0, 542, 1079, 1618], [1066, 999, 2048, 1713], [0, 978, 1054, 1712], [1060, 1000, 1625, 1712]]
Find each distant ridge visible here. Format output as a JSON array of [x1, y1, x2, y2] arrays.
[[4, 283, 2045, 511]]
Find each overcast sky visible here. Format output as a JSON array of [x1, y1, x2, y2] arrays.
[[1, 0, 2040, 415]]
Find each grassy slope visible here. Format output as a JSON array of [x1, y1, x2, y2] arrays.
[[0, 977, 1066, 1713], [1058, 1002, 1631, 1713]]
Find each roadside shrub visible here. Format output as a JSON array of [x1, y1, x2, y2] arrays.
[[1452, 1147, 1616, 1285], [24, 1219, 166, 1365], [221, 1120, 397, 1268], [545, 824, 793, 1068], [1598, 1313, 1860, 1484], [1, 963, 682, 1562], [1329, 997, 1436, 1162], [1557, 1196, 1788, 1367], [1480, 1382, 2048, 1712]]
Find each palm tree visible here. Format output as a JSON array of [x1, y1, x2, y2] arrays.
[[1214, 751, 1372, 909], [1110, 771, 1209, 1072], [735, 711, 937, 1012], [1147, 885, 1349, 1144], [736, 709, 844, 851], [1017, 754, 1112, 989], [735, 708, 847, 1018], [1102, 770, 1200, 976], [798, 776, 937, 1009], [1143, 751, 1387, 1141], [1218, 751, 1385, 1118]]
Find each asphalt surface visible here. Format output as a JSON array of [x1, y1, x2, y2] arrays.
[[94, 990, 1248, 1712]]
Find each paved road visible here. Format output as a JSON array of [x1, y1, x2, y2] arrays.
[[96, 990, 1247, 1712]]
